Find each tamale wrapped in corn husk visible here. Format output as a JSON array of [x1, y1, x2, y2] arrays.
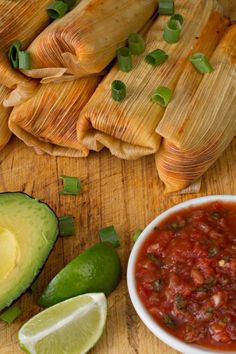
[[77, 0, 225, 160], [23, 0, 158, 82], [0, 86, 12, 151], [9, 78, 100, 157], [156, 24, 236, 193]]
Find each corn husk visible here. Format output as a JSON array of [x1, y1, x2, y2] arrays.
[[23, 0, 158, 82], [0, 86, 12, 151], [77, 0, 223, 160], [0, 0, 54, 51], [156, 24, 236, 193], [8, 78, 100, 157]]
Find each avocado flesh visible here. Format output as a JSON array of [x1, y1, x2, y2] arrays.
[[0, 192, 58, 311]]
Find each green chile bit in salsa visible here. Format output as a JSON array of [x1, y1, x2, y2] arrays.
[[135, 202, 236, 350]]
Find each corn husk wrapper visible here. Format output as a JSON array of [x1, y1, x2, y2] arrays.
[[23, 0, 158, 82], [156, 24, 236, 193], [9, 78, 100, 157], [0, 0, 54, 51], [0, 86, 12, 151], [77, 0, 222, 160]]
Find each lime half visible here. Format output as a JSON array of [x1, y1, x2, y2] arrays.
[[18, 293, 107, 354]]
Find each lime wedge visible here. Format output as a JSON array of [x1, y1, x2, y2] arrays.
[[18, 293, 107, 354]]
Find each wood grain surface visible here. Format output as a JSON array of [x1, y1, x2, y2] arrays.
[[0, 136, 235, 354]]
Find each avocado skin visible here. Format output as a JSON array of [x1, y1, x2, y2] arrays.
[[0, 192, 59, 311], [38, 242, 121, 308]]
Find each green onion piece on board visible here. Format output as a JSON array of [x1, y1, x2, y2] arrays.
[[159, 0, 174, 15], [151, 86, 173, 107], [117, 47, 132, 72], [29, 276, 40, 293], [145, 49, 168, 66], [18, 51, 32, 70], [62, 0, 76, 10], [59, 215, 75, 236], [163, 19, 182, 44], [59, 176, 82, 195], [132, 229, 143, 242], [189, 53, 214, 74], [171, 14, 184, 25], [0, 305, 22, 324], [128, 33, 145, 55], [8, 40, 22, 69], [47, 0, 69, 19], [111, 80, 126, 102], [99, 226, 120, 248]]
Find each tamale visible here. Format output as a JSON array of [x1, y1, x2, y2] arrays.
[[0, 86, 12, 151], [8, 78, 100, 157], [156, 24, 236, 193], [22, 0, 158, 81], [77, 0, 225, 160]]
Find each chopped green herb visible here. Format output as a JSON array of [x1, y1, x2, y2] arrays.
[[0, 305, 22, 324], [209, 212, 221, 220], [159, 0, 174, 16], [111, 80, 126, 102], [205, 277, 216, 285], [132, 229, 143, 242], [99, 225, 120, 248], [153, 279, 163, 291], [18, 51, 32, 70], [205, 307, 214, 314], [209, 247, 218, 257], [59, 215, 75, 236], [163, 314, 177, 329], [189, 53, 214, 74], [59, 176, 82, 195], [128, 33, 145, 55], [47, 1, 69, 19], [163, 19, 182, 44], [145, 49, 168, 66], [151, 86, 172, 107], [176, 294, 186, 310], [8, 40, 21, 69], [194, 287, 209, 293], [222, 256, 230, 261], [147, 253, 162, 266], [117, 47, 132, 72]]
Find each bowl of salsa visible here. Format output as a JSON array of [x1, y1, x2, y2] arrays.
[[127, 195, 236, 354]]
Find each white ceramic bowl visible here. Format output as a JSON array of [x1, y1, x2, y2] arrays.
[[127, 195, 236, 354]]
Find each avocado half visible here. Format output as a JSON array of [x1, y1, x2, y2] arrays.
[[0, 192, 58, 311]]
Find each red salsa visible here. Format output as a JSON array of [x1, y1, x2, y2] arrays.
[[135, 202, 236, 350]]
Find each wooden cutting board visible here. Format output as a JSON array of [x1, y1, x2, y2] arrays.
[[0, 135, 235, 354]]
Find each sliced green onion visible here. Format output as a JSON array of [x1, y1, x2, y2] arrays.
[[117, 47, 132, 72], [62, 0, 76, 9], [132, 229, 143, 242], [128, 33, 145, 55], [163, 314, 177, 329], [163, 19, 182, 44], [189, 53, 214, 74], [99, 226, 120, 248], [59, 176, 82, 195], [8, 40, 21, 69], [151, 86, 173, 107], [171, 14, 184, 25], [59, 215, 75, 236], [18, 51, 32, 70], [0, 305, 22, 324], [47, 0, 69, 19], [145, 49, 168, 66], [159, 0, 174, 15], [111, 80, 126, 102]]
